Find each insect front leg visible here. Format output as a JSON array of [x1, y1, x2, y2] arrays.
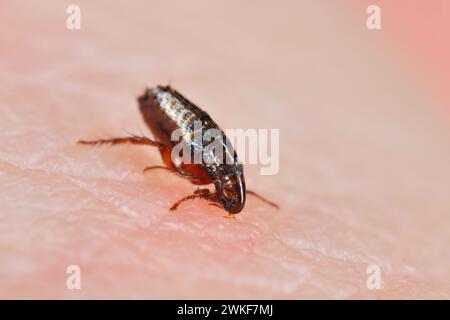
[[169, 188, 217, 211], [246, 190, 279, 209], [142, 165, 173, 173]]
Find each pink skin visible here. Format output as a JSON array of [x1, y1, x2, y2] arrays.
[[1, 1, 450, 299]]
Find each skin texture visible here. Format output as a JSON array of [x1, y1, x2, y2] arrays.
[[1, 0, 450, 299]]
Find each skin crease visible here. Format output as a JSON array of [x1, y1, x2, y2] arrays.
[[1, 0, 450, 299]]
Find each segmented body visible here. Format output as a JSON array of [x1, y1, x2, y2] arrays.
[[138, 85, 246, 213]]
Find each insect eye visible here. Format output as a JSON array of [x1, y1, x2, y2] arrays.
[[222, 186, 235, 198], [223, 189, 232, 197]]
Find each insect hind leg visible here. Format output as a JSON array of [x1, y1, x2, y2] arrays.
[[78, 134, 165, 149], [142, 165, 173, 173]]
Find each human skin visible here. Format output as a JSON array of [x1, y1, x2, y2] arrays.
[[1, 0, 450, 299]]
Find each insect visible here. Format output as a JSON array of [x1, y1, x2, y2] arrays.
[[78, 85, 278, 214]]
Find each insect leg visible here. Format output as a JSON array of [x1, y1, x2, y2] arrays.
[[78, 135, 165, 149], [246, 190, 279, 209], [142, 165, 173, 173], [169, 188, 213, 211]]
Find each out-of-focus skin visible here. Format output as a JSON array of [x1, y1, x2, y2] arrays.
[[1, 0, 450, 299]]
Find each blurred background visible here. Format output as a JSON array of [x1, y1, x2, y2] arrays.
[[1, 0, 450, 299]]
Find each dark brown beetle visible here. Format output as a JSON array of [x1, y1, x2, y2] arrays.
[[78, 85, 278, 214]]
